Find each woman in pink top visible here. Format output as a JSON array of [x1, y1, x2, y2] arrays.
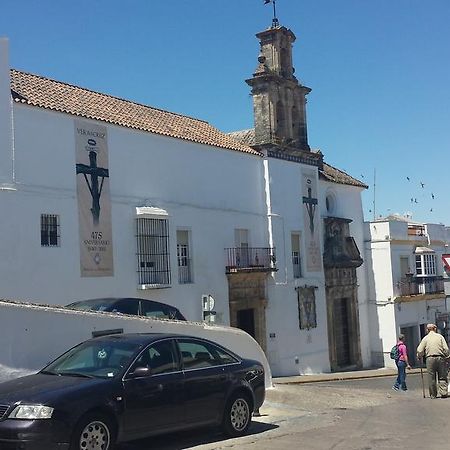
[[393, 333, 412, 391]]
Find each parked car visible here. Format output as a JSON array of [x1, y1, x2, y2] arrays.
[[65, 297, 186, 321], [0, 333, 265, 450]]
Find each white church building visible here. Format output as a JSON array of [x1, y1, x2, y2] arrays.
[[0, 19, 372, 377]]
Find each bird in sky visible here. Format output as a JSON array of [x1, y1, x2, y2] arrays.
[[420, 182, 425, 188], [410, 198, 414, 203], [406, 176, 410, 181], [414, 198, 418, 203], [431, 193, 435, 199], [430, 208, 433, 212]]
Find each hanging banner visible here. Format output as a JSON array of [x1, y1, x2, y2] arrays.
[[75, 120, 114, 277], [302, 170, 321, 272]]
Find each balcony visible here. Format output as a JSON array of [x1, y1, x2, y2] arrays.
[[225, 247, 276, 274], [396, 276, 444, 297]]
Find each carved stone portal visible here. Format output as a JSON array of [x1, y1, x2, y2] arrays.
[[323, 217, 363, 371], [227, 272, 268, 353]]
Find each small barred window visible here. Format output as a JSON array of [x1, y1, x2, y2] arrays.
[[41, 214, 60, 247]]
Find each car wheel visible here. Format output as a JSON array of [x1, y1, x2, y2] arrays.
[[222, 392, 252, 437], [70, 413, 116, 450]]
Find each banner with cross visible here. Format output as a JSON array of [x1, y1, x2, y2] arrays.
[[75, 120, 114, 277], [302, 170, 321, 272]]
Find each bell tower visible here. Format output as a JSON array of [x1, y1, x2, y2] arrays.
[[246, 25, 311, 152]]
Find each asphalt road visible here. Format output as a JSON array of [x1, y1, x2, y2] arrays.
[[120, 373, 447, 450]]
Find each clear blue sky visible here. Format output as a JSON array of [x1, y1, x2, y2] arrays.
[[1, 1, 449, 225]]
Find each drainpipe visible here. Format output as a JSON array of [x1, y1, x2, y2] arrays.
[[0, 37, 15, 188], [263, 154, 288, 284]]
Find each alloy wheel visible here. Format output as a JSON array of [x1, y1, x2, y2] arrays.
[[230, 398, 250, 431], [79, 420, 111, 450]]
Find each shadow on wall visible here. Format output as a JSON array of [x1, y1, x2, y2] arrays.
[[363, 240, 384, 368]]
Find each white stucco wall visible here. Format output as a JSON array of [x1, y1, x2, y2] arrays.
[[0, 38, 13, 184], [0, 300, 272, 388], [0, 104, 268, 326], [262, 157, 330, 376]]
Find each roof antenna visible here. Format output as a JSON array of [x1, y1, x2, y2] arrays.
[[264, 0, 279, 28]]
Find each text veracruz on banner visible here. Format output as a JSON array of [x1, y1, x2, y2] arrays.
[[75, 120, 114, 277]]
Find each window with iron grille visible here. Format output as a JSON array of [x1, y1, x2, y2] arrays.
[[177, 230, 192, 284], [415, 253, 437, 276], [41, 214, 60, 247], [136, 217, 171, 286], [291, 232, 302, 278]]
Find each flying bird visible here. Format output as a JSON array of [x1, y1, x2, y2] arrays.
[[406, 177, 410, 181], [430, 208, 433, 212], [420, 182, 425, 188], [414, 198, 418, 203], [410, 198, 414, 203], [431, 193, 435, 199]]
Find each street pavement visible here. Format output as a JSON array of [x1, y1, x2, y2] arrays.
[[121, 368, 447, 450]]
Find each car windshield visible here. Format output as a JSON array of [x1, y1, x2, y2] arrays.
[[42, 339, 143, 379], [66, 299, 116, 312]]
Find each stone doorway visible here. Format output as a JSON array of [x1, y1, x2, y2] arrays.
[[227, 272, 268, 352], [323, 217, 363, 372], [237, 308, 256, 339], [333, 297, 351, 367]]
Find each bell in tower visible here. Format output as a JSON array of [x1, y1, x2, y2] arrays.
[[246, 25, 311, 153]]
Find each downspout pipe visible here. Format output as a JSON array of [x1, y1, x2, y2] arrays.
[[0, 37, 15, 188]]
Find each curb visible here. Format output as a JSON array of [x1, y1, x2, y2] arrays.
[[273, 368, 423, 385]]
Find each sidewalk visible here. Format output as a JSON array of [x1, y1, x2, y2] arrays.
[[273, 367, 423, 385]]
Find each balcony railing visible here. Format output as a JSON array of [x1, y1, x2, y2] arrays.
[[225, 247, 276, 273], [396, 276, 444, 296]]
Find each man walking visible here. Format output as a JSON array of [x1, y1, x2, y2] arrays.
[[416, 323, 450, 399]]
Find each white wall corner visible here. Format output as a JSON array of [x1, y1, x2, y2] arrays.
[[0, 37, 13, 185]]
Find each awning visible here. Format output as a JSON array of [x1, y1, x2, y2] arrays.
[[135, 206, 169, 217], [414, 246, 435, 254]]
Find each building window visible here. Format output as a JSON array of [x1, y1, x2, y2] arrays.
[[41, 214, 60, 247], [177, 230, 192, 284], [291, 232, 301, 278], [136, 217, 171, 286], [325, 191, 337, 215], [415, 253, 436, 276]]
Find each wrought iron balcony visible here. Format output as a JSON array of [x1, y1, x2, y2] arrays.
[[225, 247, 276, 274], [396, 276, 444, 297]]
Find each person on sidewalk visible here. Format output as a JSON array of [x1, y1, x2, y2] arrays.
[[416, 323, 450, 399], [392, 334, 411, 391]]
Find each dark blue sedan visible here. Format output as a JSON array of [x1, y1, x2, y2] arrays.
[[0, 333, 265, 449]]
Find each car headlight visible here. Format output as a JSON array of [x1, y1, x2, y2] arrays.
[[8, 405, 54, 419]]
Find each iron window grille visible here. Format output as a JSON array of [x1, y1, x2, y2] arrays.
[[177, 243, 192, 284], [415, 254, 437, 276], [292, 251, 302, 278], [136, 217, 171, 286], [40, 214, 60, 247]]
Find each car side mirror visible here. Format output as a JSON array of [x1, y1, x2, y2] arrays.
[[128, 366, 152, 378]]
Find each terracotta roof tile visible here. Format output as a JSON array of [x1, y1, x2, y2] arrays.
[[10, 69, 260, 156], [228, 128, 367, 189], [319, 162, 368, 189]]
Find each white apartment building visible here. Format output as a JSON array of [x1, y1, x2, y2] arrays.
[[364, 215, 450, 367]]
